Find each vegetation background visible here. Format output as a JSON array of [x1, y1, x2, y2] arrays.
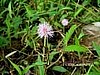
[[0, 0, 100, 75]]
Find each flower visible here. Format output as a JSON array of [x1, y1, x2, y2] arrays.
[[37, 22, 54, 38], [61, 19, 68, 26]]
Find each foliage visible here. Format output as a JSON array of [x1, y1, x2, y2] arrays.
[[8, 55, 45, 75], [0, 0, 100, 75], [52, 66, 67, 72], [93, 42, 100, 57]]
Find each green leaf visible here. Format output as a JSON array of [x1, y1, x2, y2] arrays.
[[0, 8, 8, 17], [82, 0, 91, 6], [78, 31, 85, 40], [22, 58, 46, 74], [31, 25, 38, 35], [22, 63, 35, 74], [5, 16, 11, 42], [35, 61, 46, 66], [54, 22, 62, 28], [49, 51, 59, 61], [25, 5, 34, 18], [8, 59, 22, 75], [37, 55, 45, 75], [74, 36, 80, 45], [64, 45, 88, 52], [98, 0, 100, 7], [93, 42, 100, 57], [52, 66, 67, 72], [63, 25, 77, 45], [8, 1, 12, 18], [89, 72, 100, 75], [48, 11, 58, 16], [31, 13, 39, 22], [12, 16, 22, 29], [39, 18, 46, 23], [74, 7, 83, 18], [60, 14, 68, 21], [59, 7, 72, 12], [0, 36, 9, 47]]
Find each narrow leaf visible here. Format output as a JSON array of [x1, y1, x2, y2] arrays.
[[49, 51, 59, 61], [22, 63, 35, 74], [52, 66, 67, 72], [93, 42, 100, 57], [89, 72, 100, 75], [74, 7, 83, 18], [8, 1, 12, 18], [74, 36, 80, 45], [37, 55, 45, 75], [78, 31, 85, 40], [8, 59, 22, 75]]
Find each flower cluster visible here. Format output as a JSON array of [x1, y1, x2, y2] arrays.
[[61, 19, 68, 26], [37, 22, 54, 38]]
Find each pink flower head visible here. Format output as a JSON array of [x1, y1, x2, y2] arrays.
[[61, 19, 68, 26], [38, 22, 54, 38]]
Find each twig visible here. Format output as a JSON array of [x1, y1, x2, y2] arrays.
[[71, 67, 77, 75], [65, 63, 91, 66]]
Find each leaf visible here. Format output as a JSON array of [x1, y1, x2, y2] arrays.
[[0, 36, 9, 47], [1, 0, 6, 6], [74, 7, 83, 18], [78, 31, 85, 40], [35, 61, 46, 66], [49, 51, 59, 61], [54, 22, 62, 29], [12, 16, 22, 29], [31, 13, 39, 22], [31, 25, 38, 35], [37, 55, 45, 75], [8, 1, 12, 18], [8, 59, 22, 75], [74, 36, 80, 45], [39, 18, 46, 23], [52, 66, 67, 72], [98, 0, 100, 7], [48, 11, 58, 16], [94, 61, 100, 66], [22, 59, 46, 74], [59, 6, 72, 12], [5, 16, 11, 42], [82, 0, 91, 6], [25, 5, 34, 18], [89, 72, 100, 75], [63, 25, 77, 45], [60, 14, 68, 21], [93, 42, 100, 57], [0, 8, 8, 17], [22, 63, 35, 74], [64, 45, 88, 52]]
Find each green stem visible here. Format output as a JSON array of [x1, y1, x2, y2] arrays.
[[63, 27, 65, 34], [86, 64, 93, 75], [43, 36, 46, 61]]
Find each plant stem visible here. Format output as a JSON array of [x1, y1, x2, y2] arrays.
[[86, 64, 93, 75], [43, 36, 46, 61]]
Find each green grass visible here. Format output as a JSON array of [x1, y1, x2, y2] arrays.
[[0, 0, 100, 75]]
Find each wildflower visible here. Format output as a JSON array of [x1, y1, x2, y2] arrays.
[[37, 22, 54, 38], [61, 19, 68, 26]]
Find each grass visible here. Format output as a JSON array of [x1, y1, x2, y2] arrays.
[[0, 0, 100, 75]]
